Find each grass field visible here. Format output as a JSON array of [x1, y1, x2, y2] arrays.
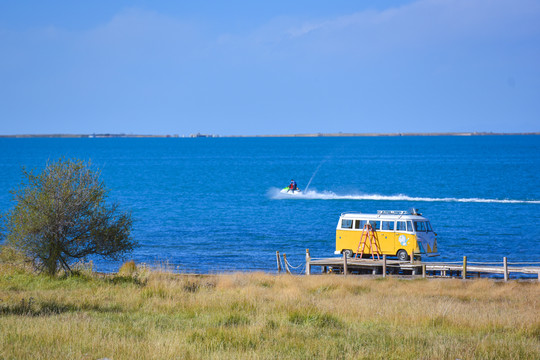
[[0, 262, 539, 359]]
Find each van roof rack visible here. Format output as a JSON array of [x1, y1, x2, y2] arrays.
[[377, 209, 422, 216], [377, 210, 409, 215]]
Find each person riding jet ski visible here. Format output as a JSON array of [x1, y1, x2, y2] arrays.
[[280, 179, 301, 194], [288, 179, 299, 192]]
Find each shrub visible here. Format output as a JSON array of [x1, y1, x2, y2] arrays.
[[118, 260, 137, 276]]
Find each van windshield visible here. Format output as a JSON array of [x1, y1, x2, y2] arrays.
[[414, 221, 424, 232], [413, 221, 432, 232]]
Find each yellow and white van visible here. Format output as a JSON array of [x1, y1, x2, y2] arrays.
[[335, 210, 439, 261]]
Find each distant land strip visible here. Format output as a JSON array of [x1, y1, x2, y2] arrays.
[[0, 132, 539, 138], [227, 132, 540, 137]]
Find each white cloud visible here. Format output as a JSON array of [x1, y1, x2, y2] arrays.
[[261, 0, 540, 55], [80, 8, 204, 61]]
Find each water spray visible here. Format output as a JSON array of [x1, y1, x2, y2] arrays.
[[304, 159, 327, 192]]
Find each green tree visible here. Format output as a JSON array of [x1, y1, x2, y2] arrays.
[[1, 158, 136, 275]]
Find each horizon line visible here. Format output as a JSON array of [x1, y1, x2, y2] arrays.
[[0, 131, 539, 139]]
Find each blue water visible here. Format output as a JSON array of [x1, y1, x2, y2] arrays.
[[0, 136, 539, 273]]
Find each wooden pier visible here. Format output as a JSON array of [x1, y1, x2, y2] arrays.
[[293, 250, 540, 281]]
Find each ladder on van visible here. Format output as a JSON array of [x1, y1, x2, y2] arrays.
[[355, 223, 382, 260]]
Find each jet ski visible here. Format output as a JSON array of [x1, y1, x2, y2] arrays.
[[280, 187, 302, 195]]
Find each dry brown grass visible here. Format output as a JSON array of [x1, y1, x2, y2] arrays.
[[0, 264, 539, 359]]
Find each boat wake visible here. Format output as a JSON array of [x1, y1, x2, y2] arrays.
[[268, 188, 540, 204]]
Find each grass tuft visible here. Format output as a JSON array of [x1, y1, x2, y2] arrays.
[[107, 275, 142, 286], [219, 313, 251, 327], [288, 310, 343, 329]]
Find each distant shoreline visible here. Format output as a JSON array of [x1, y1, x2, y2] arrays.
[[0, 132, 539, 138]]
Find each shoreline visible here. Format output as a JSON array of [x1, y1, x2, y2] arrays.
[[0, 131, 539, 138]]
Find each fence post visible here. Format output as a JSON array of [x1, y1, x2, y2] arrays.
[[422, 264, 426, 278], [462, 256, 467, 280], [503, 257, 508, 282], [343, 253, 348, 276], [382, 254, 387, 278], [276, 251, 281, 273], [283, 253, 291, 274], [306, 249, 311, 276], [410, 250, 414, 264]]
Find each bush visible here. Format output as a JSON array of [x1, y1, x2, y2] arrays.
[[0, 245, 29, 265], [118, 260, 137, 276]]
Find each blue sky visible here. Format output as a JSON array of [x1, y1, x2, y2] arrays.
[[0, 0, 539, 135]]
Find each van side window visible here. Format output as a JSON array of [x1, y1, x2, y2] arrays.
[[426, 222, 433, 232], [368, 220, 381, 230], [354, 220, 361, 229], [396, 221, 406, 231], [381, 221, 394, 231], [341, 219, 353, 229], [407, 221, 413, 232], [357, 220, 368, 229]]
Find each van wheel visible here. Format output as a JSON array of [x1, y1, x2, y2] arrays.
[[343, 249, 353, 258], [397, 250, 409, 261]]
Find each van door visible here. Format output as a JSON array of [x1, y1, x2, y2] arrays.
[[380, 220, 395, 255], [395, 220, 410, 253]]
